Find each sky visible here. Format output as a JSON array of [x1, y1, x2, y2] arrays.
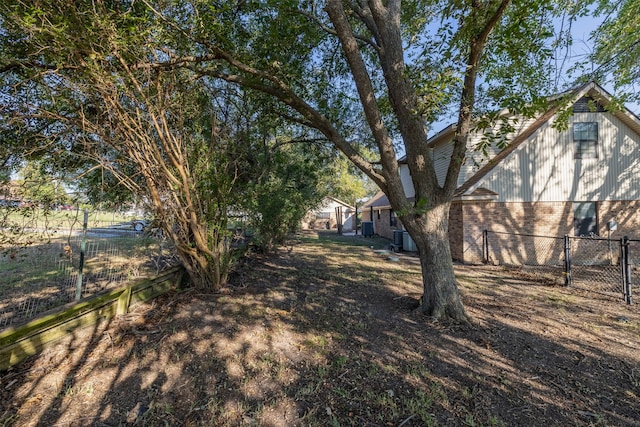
[[548, 11, 639, 115], [425, 10, 638, 136]]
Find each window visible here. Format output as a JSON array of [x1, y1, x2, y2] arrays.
[[390, 210, 397, 227], [377, 209, 380, 220], [573, 202, 597, 236], [315, 212, 330, 219], [573, 122, 598, 159]]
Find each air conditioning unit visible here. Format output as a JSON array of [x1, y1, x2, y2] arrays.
[[361, 221, 374, 237], [402, 231, 417, 252], [393, 230, 404, 248]]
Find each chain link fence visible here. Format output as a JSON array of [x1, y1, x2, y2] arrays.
[[0, 229, 177, 330], [482, 231, 565, 283], [483, 230, 635, 304], [569, 236, 624, 298]]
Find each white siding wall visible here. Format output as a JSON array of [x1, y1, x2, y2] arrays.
[[459, 117, 537, 186], [403, 115, 537, 192], [476, 112, 640, 202], [399, 165, 415, 199], [400, 146, 450, 195], [433, 142, 454, 187]]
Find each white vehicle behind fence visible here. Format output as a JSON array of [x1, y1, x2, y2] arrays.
[[131, 219, 150, 232]]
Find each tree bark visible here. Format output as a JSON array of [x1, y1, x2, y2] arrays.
[[402, 202, 467, 321], [325, 0, 465, 321]]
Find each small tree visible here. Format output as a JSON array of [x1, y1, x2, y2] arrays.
[[245, 144, 330, 251], [323, 155, 378, 207], [0, 1, 345, 289], [0, 3, 244, 289]]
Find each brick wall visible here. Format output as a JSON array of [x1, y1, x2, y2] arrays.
[[597, 200, 640, 239], [448, 202, 464, 260], [365, 208, 402, 240], [455, 200, 640, 265], [457, 201, 572, 264], [365, 199, 640, 264], [369, 201, 570, 261]]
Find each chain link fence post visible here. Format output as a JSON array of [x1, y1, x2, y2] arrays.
[[563, 235, 572, 287], [622, 236, 633, 304], [619, 237, 625, 301], [483, 229, 489, 264]]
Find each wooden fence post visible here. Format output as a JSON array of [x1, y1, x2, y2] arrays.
[[117, 286, 132, 315]]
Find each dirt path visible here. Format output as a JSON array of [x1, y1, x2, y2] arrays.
[[1, 232, 639, 426]]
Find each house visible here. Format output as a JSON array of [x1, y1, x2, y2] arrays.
[[302, 197, 356, 231], [362, 82, 640, 263]]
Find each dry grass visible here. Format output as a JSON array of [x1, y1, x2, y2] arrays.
[[1, 231, 639, 426], [0, 234, 176, 328]]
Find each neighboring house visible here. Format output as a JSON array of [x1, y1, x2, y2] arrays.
[[302, 197, 355, 231], [361, 191, 400, 240], [363, 82, 640, 263]]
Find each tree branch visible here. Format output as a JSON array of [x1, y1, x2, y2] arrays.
[[325, 0, 396, 189], [351, 1, 382, 44], [141, 0, 386, 188], [270, 137, 330, 152], [0, 61, 75, 73], [184, 64, 386, 189], [365, 0, 439, 206], [296, 8, 380, 51], [443, 0, 512, 197]]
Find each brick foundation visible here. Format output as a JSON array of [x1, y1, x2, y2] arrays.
[[455, 200, 640, 264], [597, 200, 640, 238]]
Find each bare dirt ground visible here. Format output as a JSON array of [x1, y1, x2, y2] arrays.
[[1, 231, 639, 426]]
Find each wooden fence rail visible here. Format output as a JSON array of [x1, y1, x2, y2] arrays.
[[0, 266, 185, 370]]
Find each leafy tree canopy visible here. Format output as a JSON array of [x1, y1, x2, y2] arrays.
[[590, 0, 640, 103]]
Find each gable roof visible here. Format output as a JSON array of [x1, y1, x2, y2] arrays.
[[454, 81, 640, 197], [453, 102, 562, 197], [379, 82, 640, 206], [361, 191, 390, 209], [360, 191, 417, 210], [327, 196, 355, 209], [315, 196, 355, 211]]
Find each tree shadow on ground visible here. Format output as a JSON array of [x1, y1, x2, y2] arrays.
[[1, 232, 639, 426]]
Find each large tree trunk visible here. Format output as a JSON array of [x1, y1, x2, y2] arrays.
[[404, 202, 467, 322]]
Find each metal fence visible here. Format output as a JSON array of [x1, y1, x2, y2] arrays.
[[483, 230, 635, 304], [0, 228, 177, 330]]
